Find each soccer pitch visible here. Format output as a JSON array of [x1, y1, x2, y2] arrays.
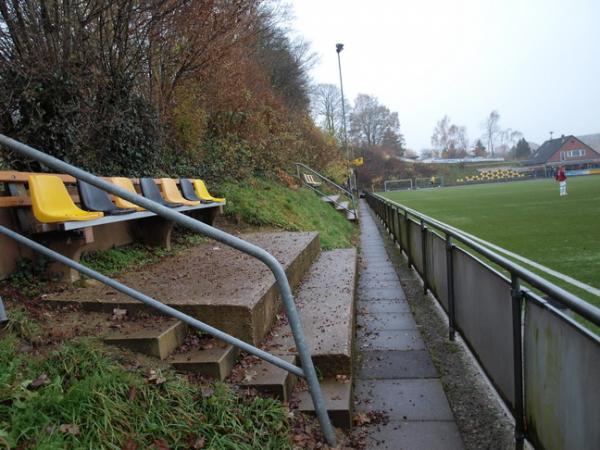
[[380, 176, 600, 308]]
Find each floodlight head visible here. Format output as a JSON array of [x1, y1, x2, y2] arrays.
[[336, 43, 344, 53]]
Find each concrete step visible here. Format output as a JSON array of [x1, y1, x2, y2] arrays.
[[335, 201, 349, 211], [104, 318, 187, 359], [347, 210, 357, 221], [240, 354, 298, 401], [295, 378, 353, 429], [268, 248, 357, 376], [46, 232, 321, 346], [169, 342, 239, 380], [321, 195, 340, 203]]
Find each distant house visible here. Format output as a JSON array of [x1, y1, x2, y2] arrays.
[[525, 134, 600, 167]]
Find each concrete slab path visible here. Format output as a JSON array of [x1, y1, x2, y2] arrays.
[[354, 200, 464, 450]]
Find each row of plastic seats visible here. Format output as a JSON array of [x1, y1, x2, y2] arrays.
[[458, 170, 525, 183], [29, 175, 225, 224]]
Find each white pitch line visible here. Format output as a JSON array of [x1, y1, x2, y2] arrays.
[[443, 223, 600, 298]]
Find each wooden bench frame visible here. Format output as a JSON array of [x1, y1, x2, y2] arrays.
[[0, 171, 224, 282]]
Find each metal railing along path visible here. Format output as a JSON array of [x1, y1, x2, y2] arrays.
[[366, 192, 600, 450], [0, 134, 337, 447], [295, 162, 357, 218]]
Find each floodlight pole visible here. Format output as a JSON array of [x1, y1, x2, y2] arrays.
[[336, 43, 353, 191]]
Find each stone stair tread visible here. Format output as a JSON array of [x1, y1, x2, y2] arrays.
[[321, 195, 340, 203], [240, 354, 297, 401], [347, 210, 357, 221], [268, 249, 357, 376], [169, 344, 239, 380], [104, 318, 187, 360], [295, 378, 353, 429], [335, 201, 350, 210]]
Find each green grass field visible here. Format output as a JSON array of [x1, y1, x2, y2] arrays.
[[381, 176, 600, 309]]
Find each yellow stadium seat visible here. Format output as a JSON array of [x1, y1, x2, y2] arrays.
[[29, 175, 103, 223], [160, 178, 199, 206], [109, 177, 145, 211], [193, 180, 225, 203]]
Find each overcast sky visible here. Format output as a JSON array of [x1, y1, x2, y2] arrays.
[[291, 0, 600, 151]]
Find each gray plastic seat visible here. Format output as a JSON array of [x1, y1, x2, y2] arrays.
[[77, 179, 136, 215], [140, 178, 182, 208], [179, 178, 203, 203]]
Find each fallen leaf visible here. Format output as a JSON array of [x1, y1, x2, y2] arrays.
[[128, 386, 137, 401], [122, 438, 138, 450], [147, 369, 166, 385], [188, 436, 205, 449], [30, 373, 50, 388], [201, 387, 214, 398], [112, 308, 128, 321], [153, 439, 170, 450], [354, 412, 372, 426], [243, 370, 257, 383], [335, 374, 350, 384], [58, 423, 80, 436]]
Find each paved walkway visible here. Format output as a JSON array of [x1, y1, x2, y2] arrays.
[[353, 200, 464, 449]]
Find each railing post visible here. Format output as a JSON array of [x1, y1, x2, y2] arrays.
[[404, 211, 413, 269], [421, 218, 428, 294], [386, 204, 391, 231], [511, 274, 525, 450], [392, 206, 398, 242], [396, 208, 403, 252], [445, 234, 456, 341]]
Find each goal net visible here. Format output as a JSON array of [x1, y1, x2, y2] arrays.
[[415, 176, 444, 189], [384, 179, 413, 191]]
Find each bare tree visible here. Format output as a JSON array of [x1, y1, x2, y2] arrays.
[[495, 127, 523, 158], [431, 115, 468, 158], [431, 115, 451, 152], [310, 83, 344, 138], [482, 110, 501, 157], [350, 94, 403, 150]]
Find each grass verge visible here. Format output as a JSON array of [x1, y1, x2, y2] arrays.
[[0, 313, 292, 449], [218, 178, 357, 250]]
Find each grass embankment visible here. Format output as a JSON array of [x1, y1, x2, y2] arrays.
[[219, 178, 356, 250], [0, 310, 293, 449], [79, 177, 356, 277], [381, 176, 600, 309]]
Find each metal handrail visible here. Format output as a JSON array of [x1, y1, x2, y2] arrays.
[[295, 162, 357, 217], [0, 134, 337, 446], [370, 192, 600, 325]]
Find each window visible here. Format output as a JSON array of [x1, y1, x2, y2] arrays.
[[560, 149, 585, 160]]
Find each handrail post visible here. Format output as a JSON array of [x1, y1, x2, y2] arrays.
[[445, 234, 456, 341], [396, 208, 403, 252], [405, 210, 413, 269], [511, 274, 525, 450], [421, 218, 428, 294], [392, 206, 399, 244]]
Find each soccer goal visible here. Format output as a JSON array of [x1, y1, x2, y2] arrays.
[[384, 179, 413, 191], [415, 176, 444, 189]]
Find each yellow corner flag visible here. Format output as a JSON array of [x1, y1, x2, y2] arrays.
[[351, 157, 364, 167]]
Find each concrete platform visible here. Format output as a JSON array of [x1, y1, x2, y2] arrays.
[[104, 318, 187, 359], [45, 232, 320, 345], [268, 248, 357, 376]]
